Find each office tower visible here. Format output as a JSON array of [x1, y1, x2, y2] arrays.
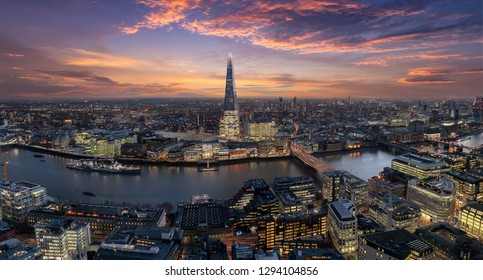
[[243, 119, 278, 141], [322, 170, 343, 203], [272, 176, 316, 207], [229, 179, 279, 231], [0, 181, 47, 223], [359, 229, 434, 260], [257, 206, 328, 255], [328, 200, 358, 259], [447, 171, 482, 210], [343, 173, 369, 214], [407, 178, 456, 224], [391, 153, 450, 179], [219, 53, 240, 140], [322, 170, 368, 213], [35, 219, 91, 260], [459, 202, 483, 242]]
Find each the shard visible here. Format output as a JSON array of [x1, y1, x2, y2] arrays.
[[219, 53, 241, 140], [223, 53, 238, 111]]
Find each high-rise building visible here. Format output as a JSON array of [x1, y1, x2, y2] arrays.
[[459, 202, 483, 242], [322, 170, 344, 203], [35, 219, 91, 260], [0, 181, 47, 223], [322, 170, 368, 213], [272, 176, 316, 207], [407, 178, 456, 224], [219, 53, 241, 140], [244, 119, 278, 141], [257, 206, 328, 255], [229, 179, 279, 231], [447, 171, 482, 211], [328, 200, 358, 259]]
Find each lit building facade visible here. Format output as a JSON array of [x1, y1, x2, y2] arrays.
[[447, 171, 482, 210], [27, 202, 166, 242], [0, 181, 47, 223], [229, 179, 279, 231], [328, 200, 358, 259], [369, 192, 420, 233], [459, 202, 483, 242], [407, 178, 456, 224], [272, 176, 316, 207], [257, 206, 328, 255], [391, 153, 449, 180], [219, 53, 240, 140], [244, 120, 278, 141], [35, 219, 91, 260]]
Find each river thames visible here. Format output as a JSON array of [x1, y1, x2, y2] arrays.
[[5, 147, 394, 208], [4, 132, 481, 208]]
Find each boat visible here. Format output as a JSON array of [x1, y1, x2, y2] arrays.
[[66, 159, 141, 174], [82, 191, 96, 197], [33, 154, 45, 158], [197, 161, 219, 172], [40, 159, 46, 162]]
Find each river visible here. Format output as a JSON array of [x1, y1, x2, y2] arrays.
[[4, 147, 397, 208]]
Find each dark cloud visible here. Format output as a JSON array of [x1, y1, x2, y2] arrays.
[[37, 70, 118, 85], [124, 0, 482, 53]]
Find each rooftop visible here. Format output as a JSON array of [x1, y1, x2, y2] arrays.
[[394, 153, 447, 169], [363, 229, 431, 259], [329, 200, 356, 222]]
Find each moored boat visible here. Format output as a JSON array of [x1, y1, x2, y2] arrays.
[[66, 159, 141, 174]]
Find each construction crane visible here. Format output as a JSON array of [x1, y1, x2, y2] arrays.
[[1, 147, 9, 185]]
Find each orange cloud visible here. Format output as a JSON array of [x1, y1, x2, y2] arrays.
[[122, 0, 200, 34], [57, 48, 154, 69], [398, 67, 483, 84]]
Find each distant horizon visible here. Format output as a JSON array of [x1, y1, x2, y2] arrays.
[[0, 96, 480, 103], [1, 1, 481, 100]]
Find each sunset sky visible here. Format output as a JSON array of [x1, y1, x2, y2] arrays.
[[0, 0, 482, 100]]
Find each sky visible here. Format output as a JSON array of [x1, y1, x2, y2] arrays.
[[0, 0, 482, 100]]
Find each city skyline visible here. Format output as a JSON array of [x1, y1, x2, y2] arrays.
[[0, 0, 482, 101]]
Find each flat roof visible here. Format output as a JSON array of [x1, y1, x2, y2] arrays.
[[329, 201, 355, 222]]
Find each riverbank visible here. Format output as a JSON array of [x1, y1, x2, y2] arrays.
[[10, 143, 293, 166]]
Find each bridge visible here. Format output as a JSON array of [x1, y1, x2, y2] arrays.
[[424, 139, 480, 152], [290, 142, 335, 174], [378, 141, 419, 154]]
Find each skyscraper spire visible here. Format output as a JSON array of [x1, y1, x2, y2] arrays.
[[219, 53, 241, 140], [223, 52, 237, 111]]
